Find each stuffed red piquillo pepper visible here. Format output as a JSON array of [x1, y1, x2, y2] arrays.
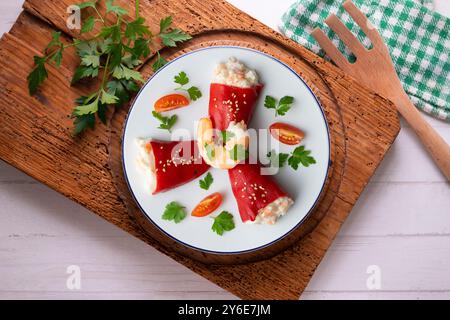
[[209, 57, 263, 130], [198, 57, 263, 169], [229, 162, 294, 224], [137, 139, 210, 194]]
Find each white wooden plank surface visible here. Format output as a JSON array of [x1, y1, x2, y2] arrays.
[[0, 0, 449, 300]]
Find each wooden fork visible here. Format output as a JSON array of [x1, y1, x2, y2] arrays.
[[312, 0, 450, 180]]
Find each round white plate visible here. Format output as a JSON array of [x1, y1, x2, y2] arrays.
[[123, 46, 330, 254]]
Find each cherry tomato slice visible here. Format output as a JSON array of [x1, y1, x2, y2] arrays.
[[192, 192, 223, 217], [154, 94, 189, 112], [269, 122, 305, 146]]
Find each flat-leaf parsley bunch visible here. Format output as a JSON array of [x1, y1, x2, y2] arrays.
[[27, 0, 191, 135]]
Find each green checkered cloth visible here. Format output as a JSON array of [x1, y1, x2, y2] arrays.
[[280, 0, 450, 120]]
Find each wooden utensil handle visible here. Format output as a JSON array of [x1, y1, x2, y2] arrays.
[[393, 91, 450, 181]]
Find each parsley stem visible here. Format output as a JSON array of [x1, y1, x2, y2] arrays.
[[93, 7, 105, 23], [135, 0, 140, 18], [63, 43, 76, 49], [100, 52, 112, 91]]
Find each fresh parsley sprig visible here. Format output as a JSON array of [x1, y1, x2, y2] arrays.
[[174, 71, 202, 101], [267, 147, 316, 170], [199, 172, 214, 190], [162, 201, 186, 223], [27, 0, 192, 136], [288, 146, 317, 170], [211, 211, 235, 236], [27, 31, 69, 95], [152, 111, 177, 132], [264, 95, 295, 117]]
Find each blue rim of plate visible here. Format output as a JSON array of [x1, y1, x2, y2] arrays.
[[122, 46, 331, 255]]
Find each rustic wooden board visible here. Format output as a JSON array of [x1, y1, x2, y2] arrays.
[[0, 0, 400, 299]]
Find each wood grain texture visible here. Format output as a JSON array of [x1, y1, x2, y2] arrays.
[[0, 0, 400, 299]]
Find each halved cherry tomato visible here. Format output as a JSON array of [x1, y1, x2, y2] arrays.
[[192, 192, 223, 217], [269, 122, 305, 146], [154, 94, 189, 112]]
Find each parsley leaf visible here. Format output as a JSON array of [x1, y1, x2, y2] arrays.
[[99, 24, 122, 42], [73, 96, 99, 116], [28, 31, 64, 95], [229, 144, 249, 161], [72, 40, 101, 84], [133, 38, 151, 59], [121, 55, 141, 69], [81, 15, 96, 34], [158, 16, 191, 47], [71, 65, 99, 84], [106, 0, 128, 16], [159, 16, 172, 33], [162, 201, 186, 223], [125, 17, 151, 40], [199, 172, 214, 190], [212, 211, 235, 236], [107, 79, 138, 107], [187, 86, 202, 101], [264, 95, 295, 117], [288, 146, 317, 170], [73, 113, 95, 136], [160, 29, 192, 47], [46, 31, 63, 50], [280, 96, 294, 105], [174, 71, 189, 86], [173, 71, 202, 101], [51, 48, 64, 67], [100, 89, 119, 104], [97, 101, 108, 124], [113, 65, 144, 82], [81, 54, 100, 68], [27, 56, 48, 95], [152, 52, 167, 72], [264, 96, 277, 109], [276, 104, 291, 116], [267, 150, 289, 168], [152, 111, 177, 132]]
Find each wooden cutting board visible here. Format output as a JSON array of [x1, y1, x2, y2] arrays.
[[0, 0, 400, 299]]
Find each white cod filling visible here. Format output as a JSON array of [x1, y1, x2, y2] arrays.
[[253, 196, 294, 225], [212, 57, 259, 88], [136, 138, 156, 194], [224, 121, 249, 151]]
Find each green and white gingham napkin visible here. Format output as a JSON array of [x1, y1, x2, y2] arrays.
[[280, 0, 450, 120]]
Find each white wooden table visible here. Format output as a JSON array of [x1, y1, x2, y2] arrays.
[[1, 0, 449, 300]]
